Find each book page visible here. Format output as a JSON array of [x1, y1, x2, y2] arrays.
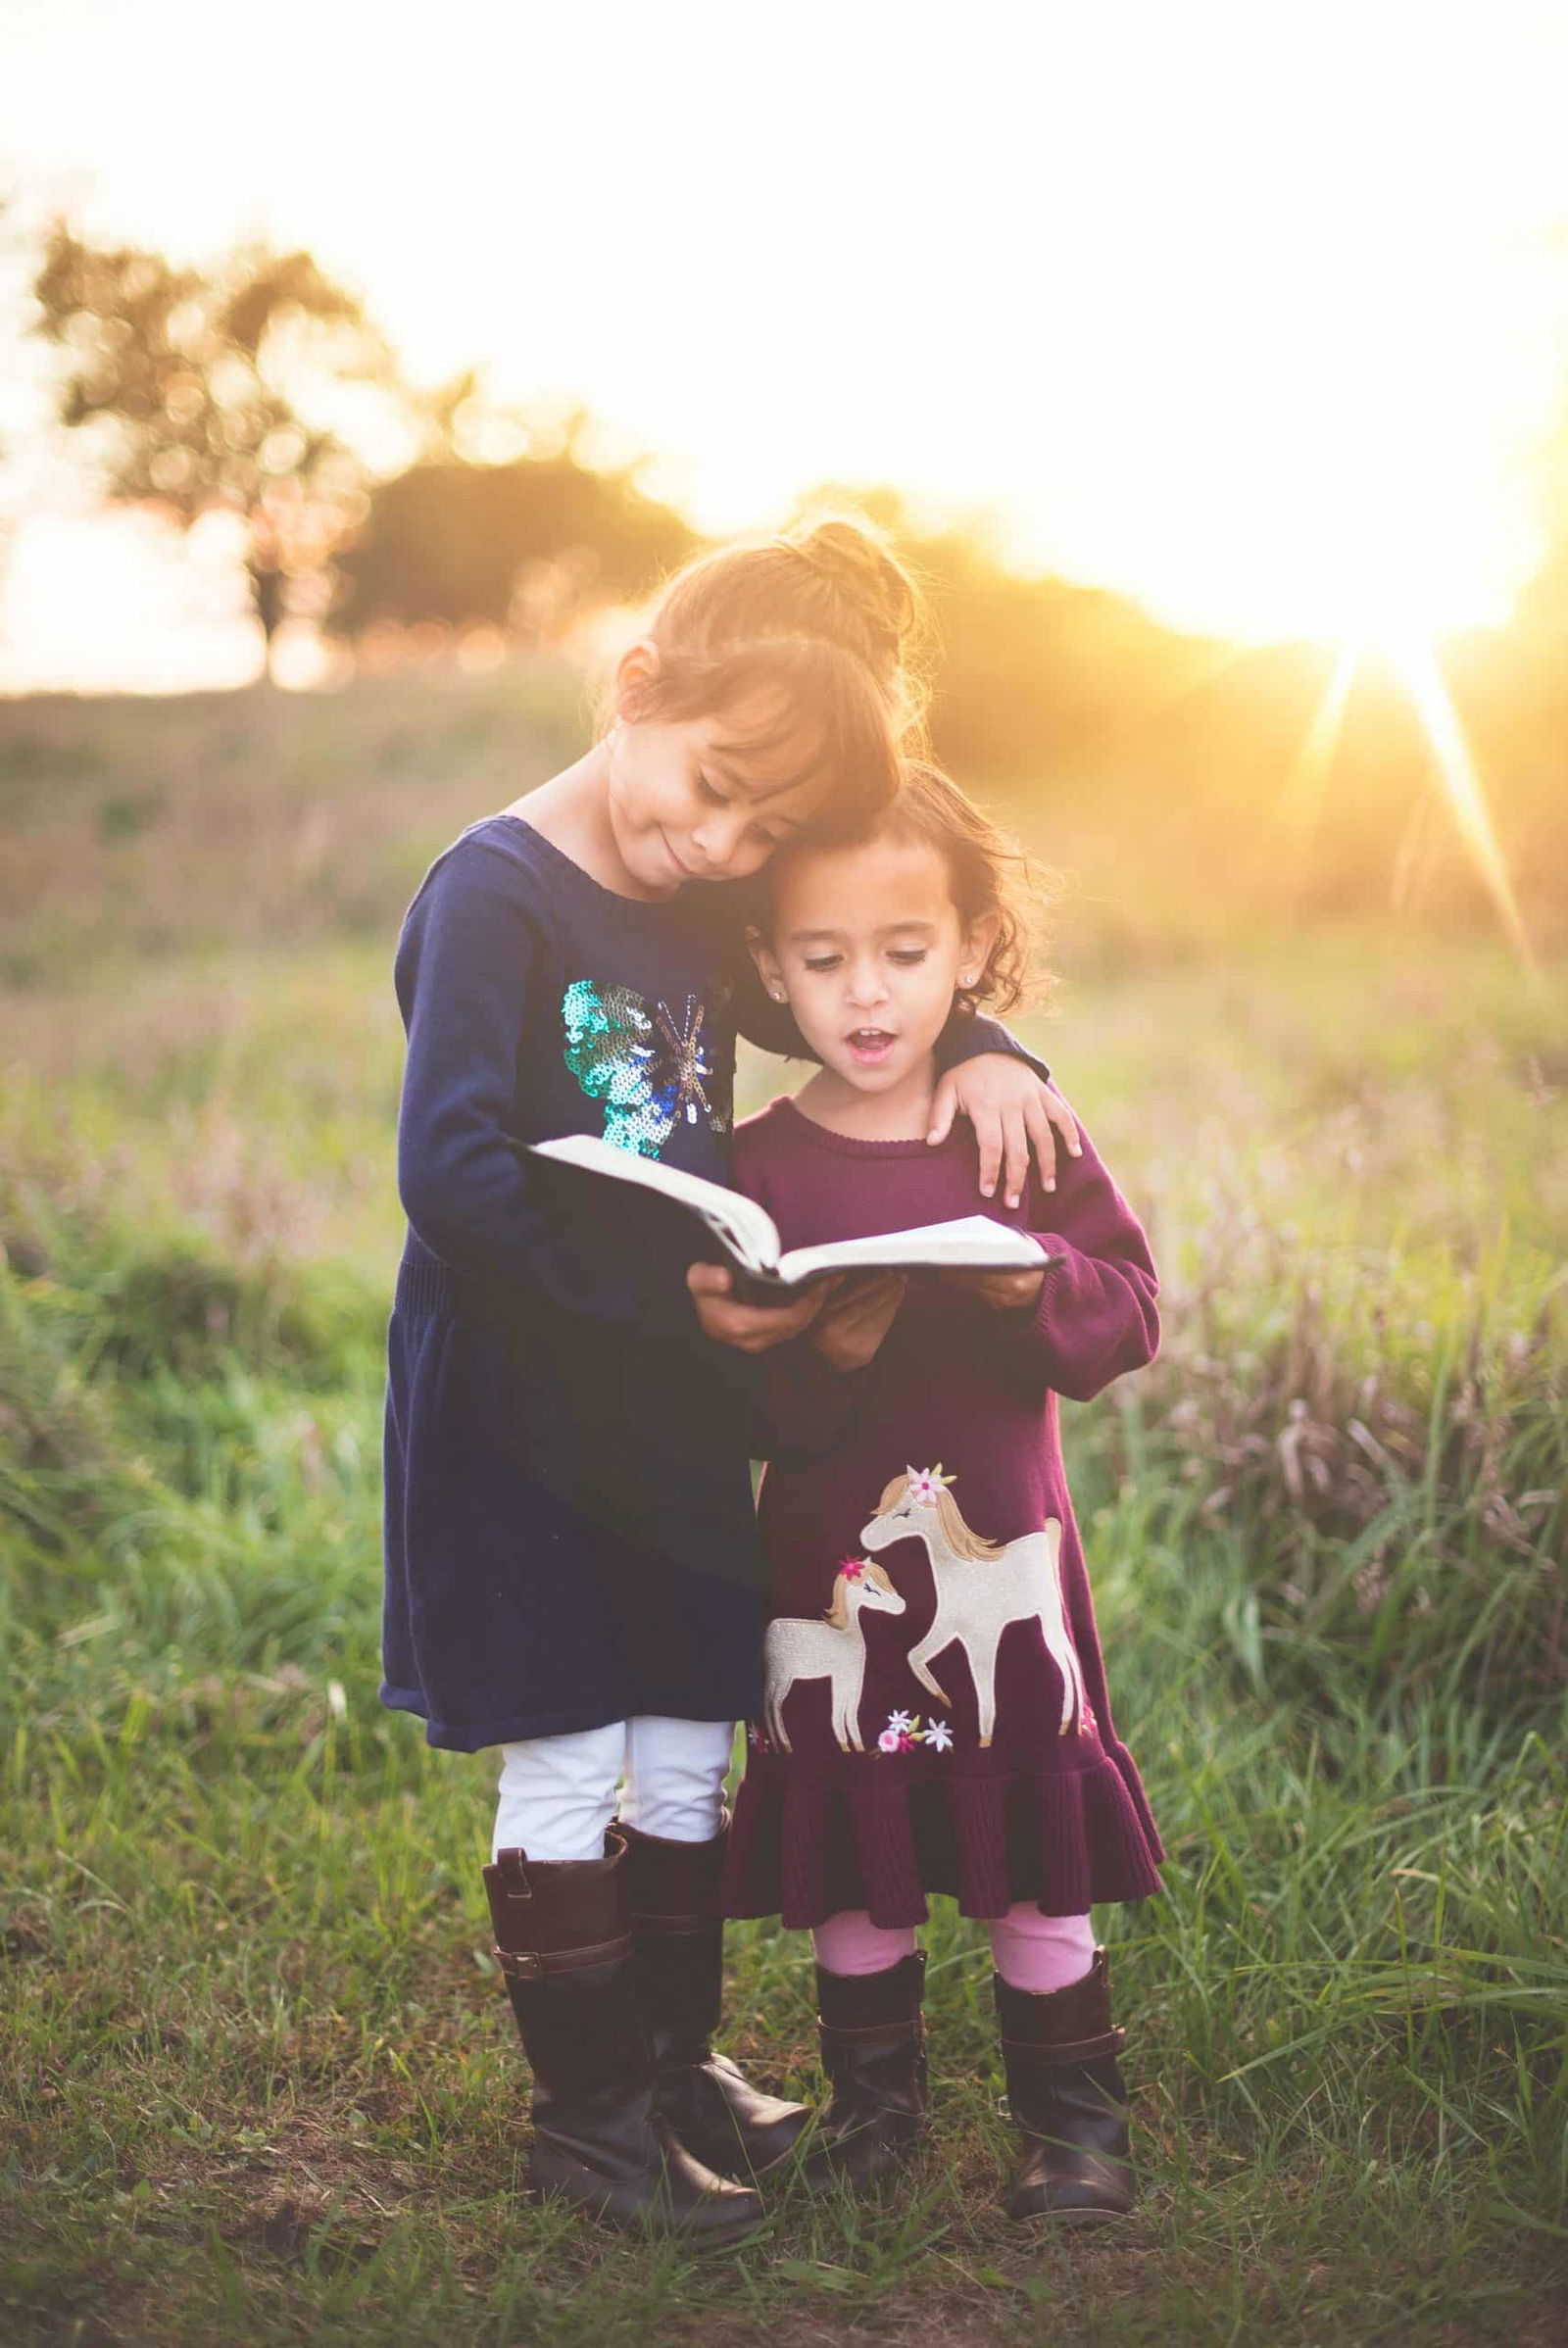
[[775, 1217, 1050, 1288]]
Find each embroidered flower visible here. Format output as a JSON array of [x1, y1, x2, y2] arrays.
[[837, 1556, 867, 1582], [904, 1463, 956, 1507], [874, 1709, 955, 1756]]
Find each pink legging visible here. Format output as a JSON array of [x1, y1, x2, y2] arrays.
[[812, 1903, 1096, 1994]]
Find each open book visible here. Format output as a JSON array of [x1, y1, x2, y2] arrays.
[[524, 1131, 1056, 1292]]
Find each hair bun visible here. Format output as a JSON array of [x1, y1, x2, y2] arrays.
[[783, 513, 920, 660]]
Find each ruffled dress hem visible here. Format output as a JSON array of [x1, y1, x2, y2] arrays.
[[720, 1737, 1164, 1930]]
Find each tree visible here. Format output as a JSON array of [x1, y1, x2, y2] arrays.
[[329, 403, 697, 645], [31, 223, 409, 677]]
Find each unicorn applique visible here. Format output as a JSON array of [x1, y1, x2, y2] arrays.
[[763, 1558, 906, 1753], [860, 1467, 1087, 1743]]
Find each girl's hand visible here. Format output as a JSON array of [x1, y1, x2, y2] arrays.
[[928, 1061, 1080, 1209], [685, 1261, 837, 1353], [937, 1265, 1046, 1313], [809, 1271, 907, 1372]]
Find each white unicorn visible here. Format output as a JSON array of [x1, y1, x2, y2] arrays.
[[860, 1467, 1085, 1744], [763, 1559, 906, 1753]]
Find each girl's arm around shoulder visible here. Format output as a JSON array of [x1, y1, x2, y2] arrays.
[[946, 1093, 1158, 1403], [395, 834, 689, 1334]]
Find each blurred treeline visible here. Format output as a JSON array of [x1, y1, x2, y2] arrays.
[[18, 222, 1568, 943]]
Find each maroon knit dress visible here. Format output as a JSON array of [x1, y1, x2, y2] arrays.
[[719, 1093, 1165, 1931]]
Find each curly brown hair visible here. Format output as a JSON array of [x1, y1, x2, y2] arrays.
[[870, 760, 1055, 1017]]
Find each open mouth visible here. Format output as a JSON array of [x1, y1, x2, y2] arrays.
[[844, 1027, 897, 1063]]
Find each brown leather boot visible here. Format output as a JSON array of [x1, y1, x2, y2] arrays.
[[482, 1830, 765, 2242], [800, 1952, 929, 2194], [617, 1811, 811, 2179], [995, 1947, 1136, 2226]]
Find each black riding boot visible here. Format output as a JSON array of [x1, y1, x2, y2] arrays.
[[800, 1952, 928, 2194], [482, 1830, 765, 2242], [618, 1811, 811, 2179], [994, 1947, 1136, 2226]]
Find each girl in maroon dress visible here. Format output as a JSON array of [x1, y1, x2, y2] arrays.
[[720, 764, 1163, 2226]]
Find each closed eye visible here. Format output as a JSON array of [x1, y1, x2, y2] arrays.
[[889, 950, 929, 966], [803, 954, 842, 973], [700, 774, 785, 848]]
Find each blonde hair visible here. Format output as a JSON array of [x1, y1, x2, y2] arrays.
[[874, 1469, 1004, 1563], [825, 1558, 899, 1628], [606, 514, 930, 839]]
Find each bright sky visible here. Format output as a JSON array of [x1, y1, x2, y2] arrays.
[[3, 0, 1567, 688]]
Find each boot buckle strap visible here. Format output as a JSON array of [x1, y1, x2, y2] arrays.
[[495, 1946, 543, 1981], [1001, 2024, 1126, 2064], [492, 1849, 535, 1899], [493, 1932, 632, 1981]]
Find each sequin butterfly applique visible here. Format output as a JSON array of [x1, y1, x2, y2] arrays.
[[561, 980, 731, 1157]]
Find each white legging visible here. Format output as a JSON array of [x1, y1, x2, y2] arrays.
[[492, 1715, 735, 1862]]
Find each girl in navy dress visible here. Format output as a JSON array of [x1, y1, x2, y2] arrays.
[[721, 764, 1162, 2226], [382, 517, 1078, 2240]]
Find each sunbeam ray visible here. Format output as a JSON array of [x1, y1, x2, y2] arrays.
[[1277, 641, 1360, 851], [1382, 635, 1536, 970]]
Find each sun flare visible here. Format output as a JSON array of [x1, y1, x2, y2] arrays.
[[1274, 620, 1535, 966], [1040, 326, 1546, 653], [1380, 634, 1536, 967]]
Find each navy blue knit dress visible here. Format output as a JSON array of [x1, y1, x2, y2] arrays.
[[380, 815, 1045, 1753]]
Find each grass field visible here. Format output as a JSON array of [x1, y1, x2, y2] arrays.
[[2, 678, 1566, 2344]]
